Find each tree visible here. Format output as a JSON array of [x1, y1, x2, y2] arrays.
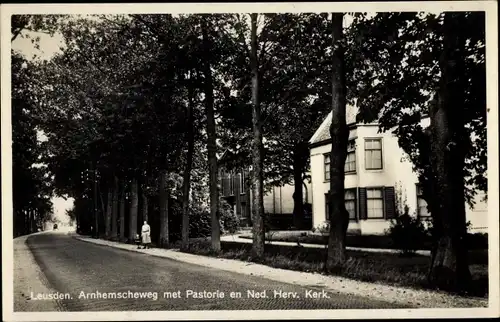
[[119, 180, 126, 241], [348, 12, 485, 292], [427, 12, 472, 291], [111, 175, 119, 239], [181, 72, 197, 250], [105, 182, 113, 238], [200, 15, 221, 252], [260, 14, 333, 229], [158, 171, 170, 247], [128, 178, 139, 240], [33, 14, 190, 241], [249, 13, 266, 258], [216, 14, 333, 232], [11, 14, 61, 43], [11, 51, 54, 236], [11, 15, 63, 236], [326, 13, 350, 269]]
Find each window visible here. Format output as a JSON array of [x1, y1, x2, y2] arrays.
[[325, 141, 357, 181], [229, 172, 235, 195], [345, 141, 356, 173], [240, 172, 246, 194], [324, 154, 331, 181], [241, 202, 247, 219], [325, 190, 357, 221], [365, 139, 383, 170], [366, 188, 384, 219], [345, 189, 357, 220], [416, 185, 430, 217], [220, 174, 226, 196]]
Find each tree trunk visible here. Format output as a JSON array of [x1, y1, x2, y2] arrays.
[[249, 13, 265, 259], [303, 181, 309, 204], [119, 181, 126, 241], [181, 78, 196, 250], [93, 168, 99, 238], [128, 177, 139, 242], [159, 170, 169, 248], [31, 209, 35, 232], [142, 191, 149, 223], [33, 210, 37, 232], [420, 126, 444, 282], [245, 173, 252, 227], [98, 180, 107, 222], [201, 16, 220, 252], [25, 209, 29, 234], [428, 12, 471, 292], [105, 186, 113, 238], [292, 142, 308, 229], [111, 176, 119, 239], [28, 209, 33, 233], [326, 13, 349, 271], [29, 209, 33, 234]]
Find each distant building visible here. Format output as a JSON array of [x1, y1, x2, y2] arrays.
[[308, 106, 488, 235], [218, 156, 312, 227]]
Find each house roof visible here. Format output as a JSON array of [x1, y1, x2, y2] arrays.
[[309, 104, 359, 146]]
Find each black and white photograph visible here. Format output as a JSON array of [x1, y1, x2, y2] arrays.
[[1, 2, 498, 320]]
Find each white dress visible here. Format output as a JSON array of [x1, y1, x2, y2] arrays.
[[141, 224, 151, 244]]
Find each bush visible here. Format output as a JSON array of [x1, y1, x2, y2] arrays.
[[219, 199, 240, 234], [263, 213, 295, 231], [467, 232, 488, 249], [421, 218, 487, 249], [168, 198, 240, 241], [313, 220, 330, 235], [189, 210, 212, 239], [164, 199, 210, 242], [387, 206, 428, 256]]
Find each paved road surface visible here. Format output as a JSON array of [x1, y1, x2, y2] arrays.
[[17, 232, 412, 311]]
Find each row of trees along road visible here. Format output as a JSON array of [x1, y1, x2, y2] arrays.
[[11, 14, 62, 236], [11, 12, 486, 293]]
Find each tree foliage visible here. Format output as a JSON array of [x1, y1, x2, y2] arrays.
[[12, 48, 54, 236]]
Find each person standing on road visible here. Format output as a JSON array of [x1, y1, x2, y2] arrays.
[[141, 221, 151, 249]]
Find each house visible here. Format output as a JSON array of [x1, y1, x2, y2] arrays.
[[309, 106, 488, 235], [218, 164, 312, 228]]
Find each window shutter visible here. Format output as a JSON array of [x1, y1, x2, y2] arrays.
[[325, 192, 330, 221], [358, 188, 367, 220], [384, 186, 396, 219]]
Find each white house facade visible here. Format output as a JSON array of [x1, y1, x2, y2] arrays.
[[309, 107, 488, 235], [219, 167, 312, 227]]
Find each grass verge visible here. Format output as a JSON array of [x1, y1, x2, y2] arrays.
[[238, 231, 488, 251], [174, 238, 488, 298]]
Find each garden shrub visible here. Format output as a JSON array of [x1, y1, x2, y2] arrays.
[[467, 232, 488, 249], [189, 209, 212, 239], [168, 198, 240, 241], [314, 220, 330, 235], [263, 213, 295, 231], [387, 205, 428, 256], [219, 198, 240, 234]]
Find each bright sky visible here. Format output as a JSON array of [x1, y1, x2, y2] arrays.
[[12, 29, 64, 61]]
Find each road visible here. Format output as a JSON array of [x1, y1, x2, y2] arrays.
[[16, 232, 412, 311]]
